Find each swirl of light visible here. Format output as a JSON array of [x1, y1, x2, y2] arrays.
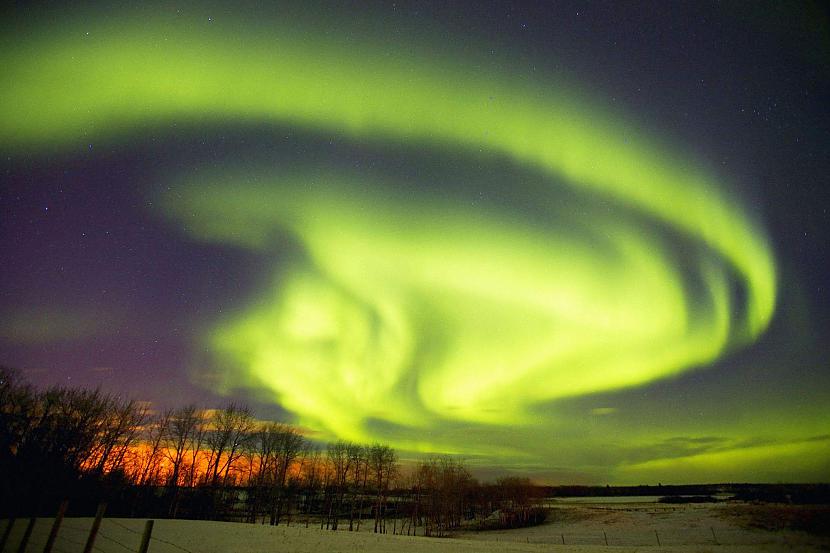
[[0, 9, 776, 451]]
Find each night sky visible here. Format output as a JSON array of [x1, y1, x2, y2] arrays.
[[1, 1, 829, 484]]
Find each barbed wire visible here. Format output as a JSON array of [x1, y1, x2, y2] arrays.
[[5, 516, 775, 550], [150, 534, 195, 553], [53, 522, 109, 553], [59, 517, 194, 553], [60, 522, 91, 534], [107, 517, 197, 553], [25, 537, 47, 552], [106, 518, 142, 535], [56, 532, 88, 549], [97, 529, 137, 552]]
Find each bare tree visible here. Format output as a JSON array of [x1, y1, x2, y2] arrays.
[[271, 424, 305, 525], [348, 444, 368, 531], [136, 409, 171, 486], [300, 445, 322, 528], [413, 455, 471, 536], [0, 376, 138, 515], [325, 440, 353, 530], [165, 405, 203, 516], [246, 422, 278, 522], [90, 398, 148, 475], [206, 403, 255, 487], [185, 410, 208, 487], [491, 476, 542, 528], [368, 443, 398, 533]]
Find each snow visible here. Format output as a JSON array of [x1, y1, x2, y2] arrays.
[[3, 501, 827, 553]]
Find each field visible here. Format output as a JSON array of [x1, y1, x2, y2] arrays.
[[3, 500, 828, 553]]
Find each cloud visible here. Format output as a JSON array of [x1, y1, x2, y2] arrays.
[[0, 306, 121, 345], [89, 366, 116, 373], [613, 436, 830, 484]]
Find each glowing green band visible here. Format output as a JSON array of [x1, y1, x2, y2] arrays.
[[0, 10, 776, 451]]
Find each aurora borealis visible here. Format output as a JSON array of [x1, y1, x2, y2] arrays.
[[1, 2, 829, 484]]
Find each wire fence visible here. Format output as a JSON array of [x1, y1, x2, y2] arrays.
[[460, 527, 768, 547], [0, 516, 197, 553], [106, 519, 194, 553], [0, 513, 807, 552]]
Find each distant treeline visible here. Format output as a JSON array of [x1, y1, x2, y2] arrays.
[[0, 367, 545, 535], [545, 484, 830, 504]]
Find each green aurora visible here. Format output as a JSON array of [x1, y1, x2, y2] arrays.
[[2, 4, 827, 483]]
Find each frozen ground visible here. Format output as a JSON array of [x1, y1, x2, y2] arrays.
[[455, 500, 829, 551], [2, 501, 828, 553]]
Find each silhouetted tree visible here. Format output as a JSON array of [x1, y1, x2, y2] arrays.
[[369, 443, 398, 533]]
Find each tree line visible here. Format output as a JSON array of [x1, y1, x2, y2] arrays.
[[0, 367, 545, 533]]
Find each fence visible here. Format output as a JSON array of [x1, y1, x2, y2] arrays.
[[0, 503, 193, 553], [0, 502, 807, 552], [470, 527, 744, 547]]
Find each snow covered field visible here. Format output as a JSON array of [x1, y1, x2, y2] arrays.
[[3, 501, 827, 553], [455, 500, 828, 551]]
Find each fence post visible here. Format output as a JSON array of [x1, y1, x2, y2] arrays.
[[655, 529, 661, 546], [82, 502, 107, 553], [16, 518, 36, 553], [0, 518, 15, 552], [137, 520, 154, 553], [43, 500, 69, 553]]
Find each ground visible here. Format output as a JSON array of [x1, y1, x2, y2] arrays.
[[3, 501, 828, 553]]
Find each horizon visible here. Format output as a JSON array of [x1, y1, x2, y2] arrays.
[[1, 1, 829, 486]]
